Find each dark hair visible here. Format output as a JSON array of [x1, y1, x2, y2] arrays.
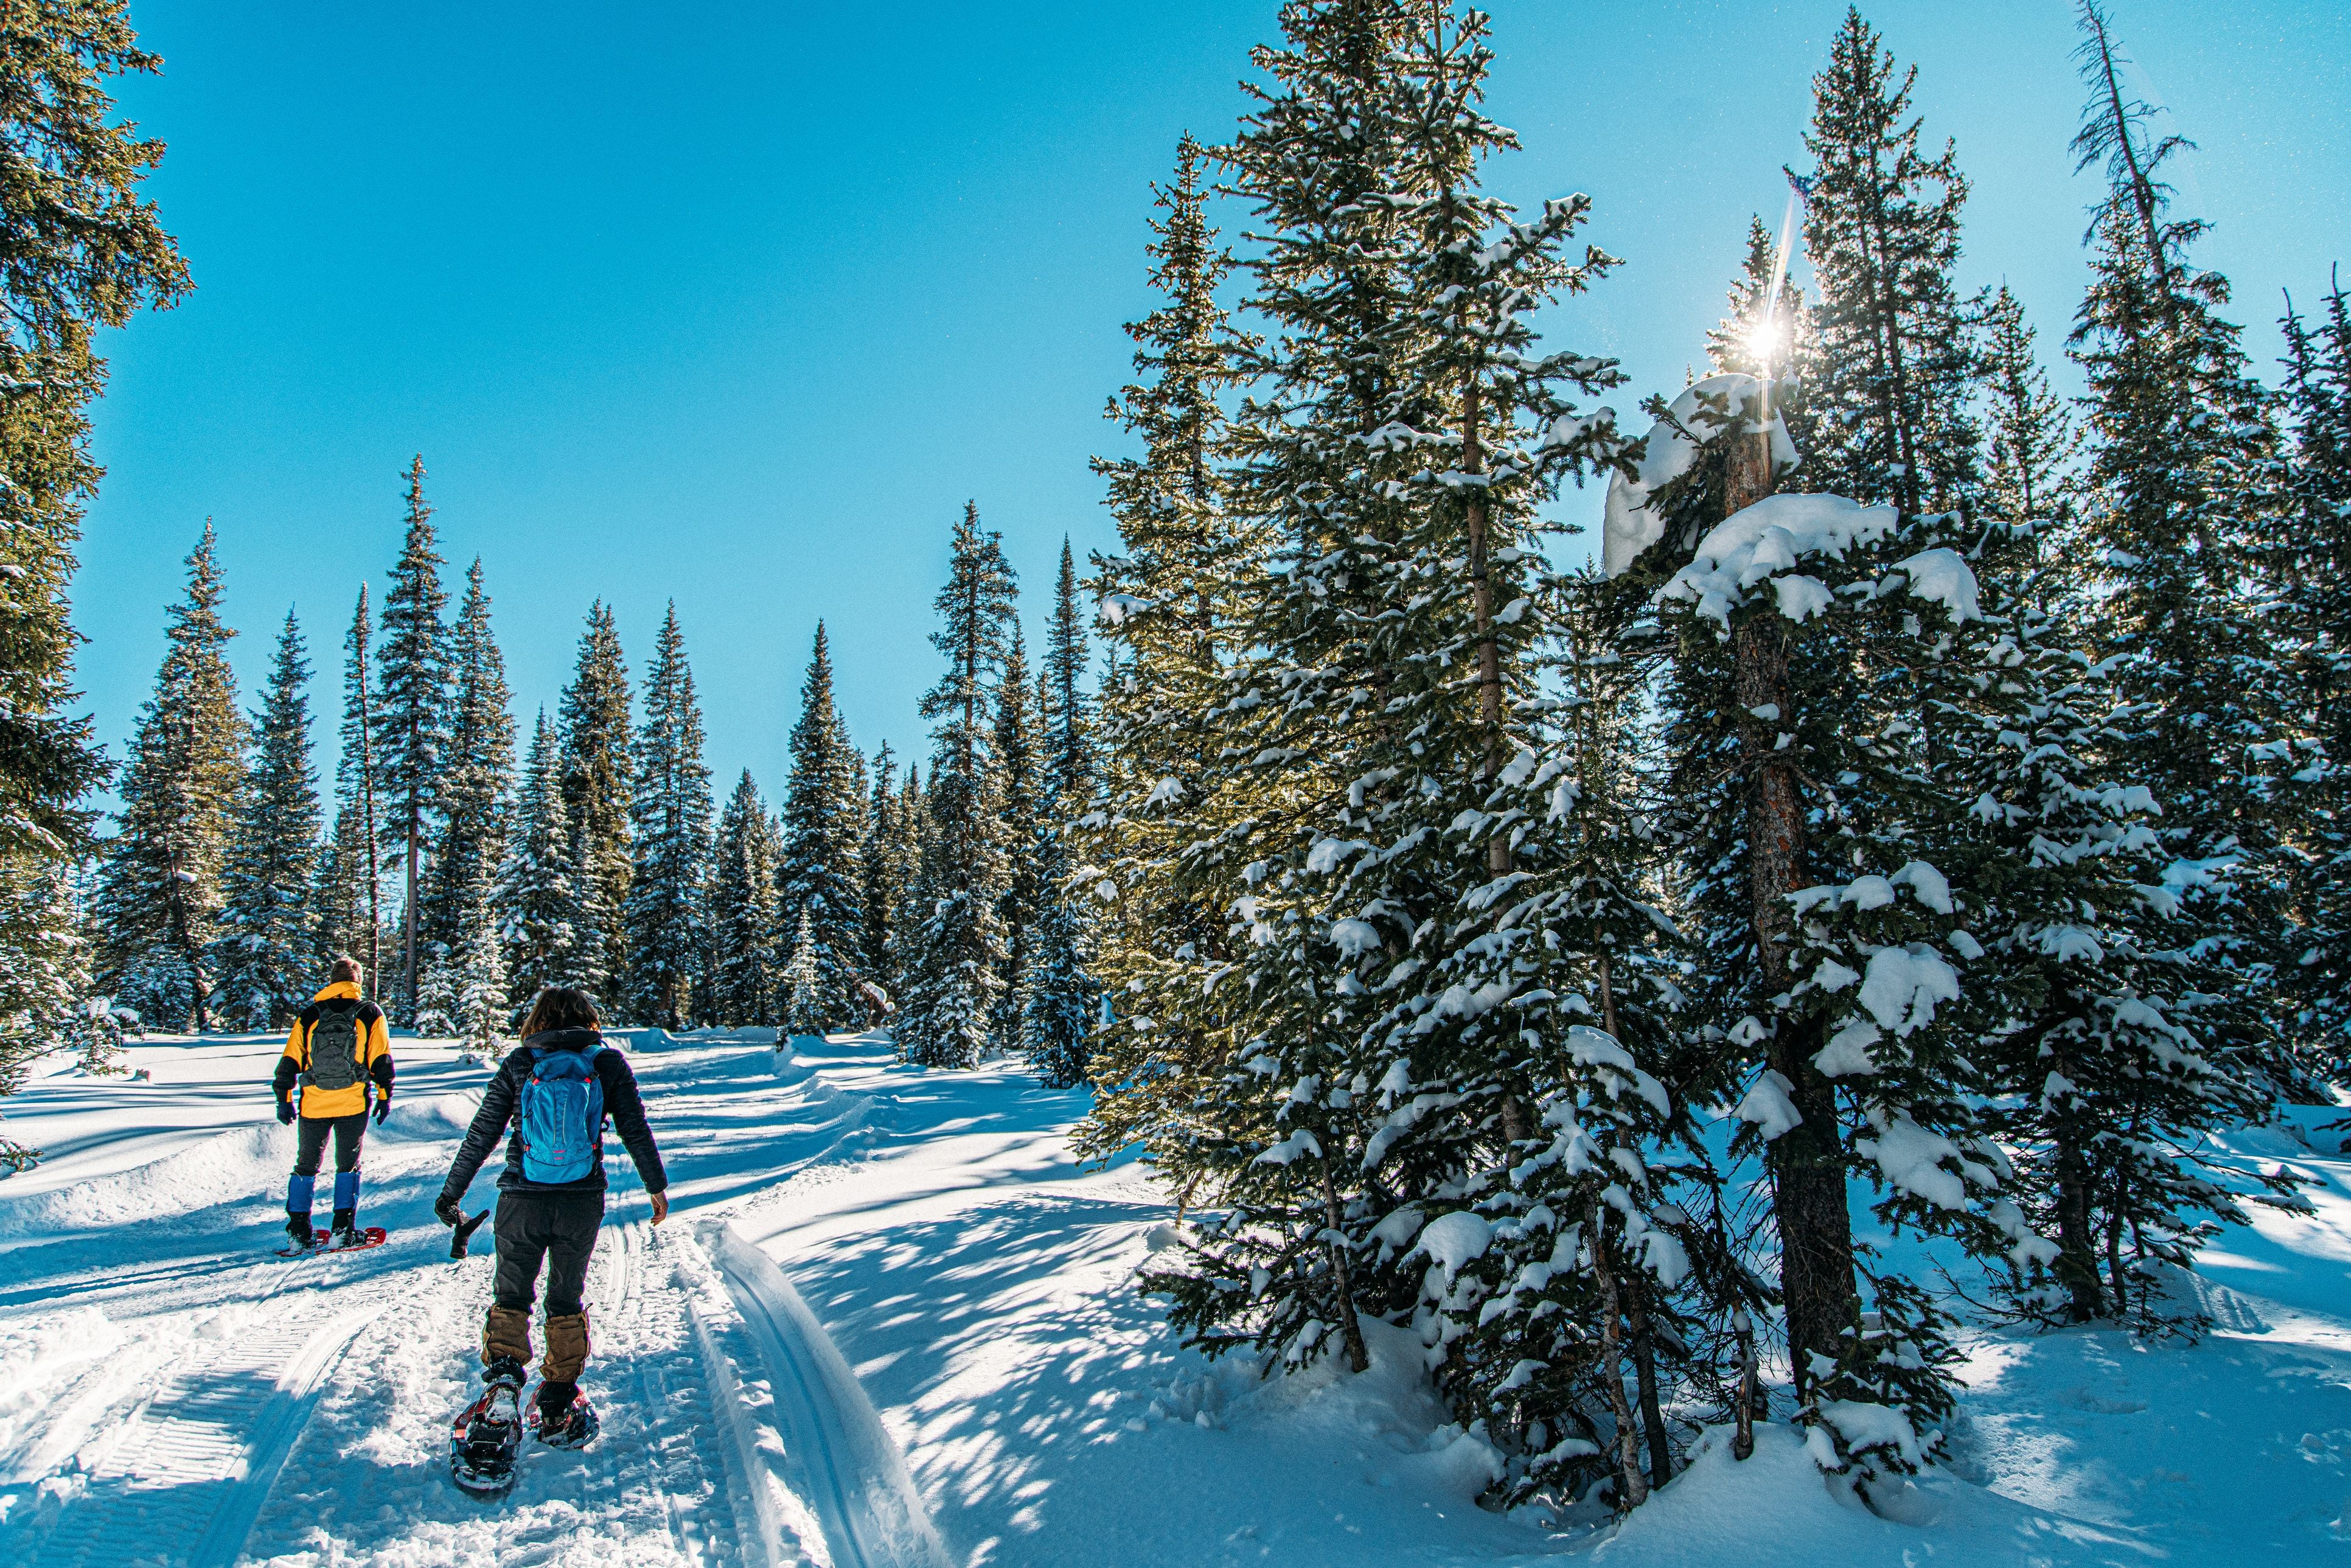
[[329, 954, 363, 984], [520, 987, 601, 1037]]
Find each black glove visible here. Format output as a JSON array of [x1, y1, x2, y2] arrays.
[[434, 1194, 464, 1228], [276, 1100, 294, 1126], [372, 1095, 391, 1126]]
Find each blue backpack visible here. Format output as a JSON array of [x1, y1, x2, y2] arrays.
[[518, 1043, 606, 1183]]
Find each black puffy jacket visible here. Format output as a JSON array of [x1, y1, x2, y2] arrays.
[[440, 1029, 668, 1202]]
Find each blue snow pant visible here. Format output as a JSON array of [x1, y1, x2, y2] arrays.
[[287, 1112, 367, 1219]]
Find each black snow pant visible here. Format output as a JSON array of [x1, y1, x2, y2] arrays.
[[293, 1112, 367, 1177], [492, 1190, 604, 1318]]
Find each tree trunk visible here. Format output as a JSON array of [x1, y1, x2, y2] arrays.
[[1320, 1154, 1370, 1374], [2049, 1065, 2106, 1321], [1590, 1203, 1651, 1508], [1732, 1306, 1758, 1460], [1727, 412, 1858, 1404], [1627, 1276, 1674, 1491], [1460, 363, 1510, 879]]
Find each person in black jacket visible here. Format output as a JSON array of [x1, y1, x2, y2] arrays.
[[436, 987, 668, 1446]]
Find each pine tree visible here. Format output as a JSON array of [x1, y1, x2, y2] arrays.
[[706, 769, 779, 1026], [1706, 212, 1821, 462], [897, 504, 1017, 1068], [991, 622, 1041, 1050], [316, 586, 384, 989], [91, 524, 243, 1030], [1116, 3, 1642, 1428], [1021, 539, 1101, 1086], [1078, 128, 1263, 1166], [1800, 9, 1982, 516], [2067, 0, 2302, 1088], [857, 744, 900, 997], [211, 611, 324, 1028], [425, 560, 515, 967], [0, 0, 188, 885], [497, 709, 579, 1018], [779, 911, 821, 1037], [559, 601, 633, 1005], [624, 604, 712, 1028], [2278, 276, 2351, 1073], [885, 761, 928, 1004], [375, 456, 451, 1020], [777, 623, 868, 1030]]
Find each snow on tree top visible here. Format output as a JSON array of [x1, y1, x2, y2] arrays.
[[1602, 372, 1799, 577], [1659, 492, 1896, 624]]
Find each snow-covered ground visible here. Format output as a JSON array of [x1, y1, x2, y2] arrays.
[[2, 1028, 2348, 1566]]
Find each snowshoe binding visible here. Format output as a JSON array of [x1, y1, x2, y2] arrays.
[[528, 1389, 599, 1451], [450, 1377, 526, 1496]]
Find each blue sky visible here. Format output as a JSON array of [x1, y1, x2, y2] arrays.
[[78, 1, 2351, 804]]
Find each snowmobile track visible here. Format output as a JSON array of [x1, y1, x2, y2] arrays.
[[593, 1207, 754, 1566], [703, 1222, 949, 1568]]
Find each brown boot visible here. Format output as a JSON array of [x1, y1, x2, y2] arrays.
[[482, 1306, 532, 1383], [543, 1311, 591, 1385]]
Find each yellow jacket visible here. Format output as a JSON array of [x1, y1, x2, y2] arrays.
[[276, 981, 395, 1120]]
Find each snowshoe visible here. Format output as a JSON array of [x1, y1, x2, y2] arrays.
[[528, 1390, 600, 1451], [450, 1382, 525, 1496]]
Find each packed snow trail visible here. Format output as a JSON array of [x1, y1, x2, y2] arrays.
[[7, 1028, 2351, 1565]]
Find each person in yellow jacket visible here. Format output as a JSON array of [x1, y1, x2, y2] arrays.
[[271, 955, 395, 1247]]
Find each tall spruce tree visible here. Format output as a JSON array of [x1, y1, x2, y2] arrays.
[[0, 7, 189, 1076], [1022, 538, 1102, 1086], [1800, 9, 1982, 516], [1112, 2, 1643, 1432], [778, 622, 867, 1029], [2067, 0, 2302, 1087], [1979, 285, 2083, 588], [425, 559, 515, 967], [624, 604, 712, 1028], [1078, 128, 1264, 1165], [212, 611, 324, 1028], [706, 770, 779, 1026], [2279, 277, 2351, 1073], [857, 744, 900, 996], [559, 601, 633, 1005], [91, 524, 242, 1029], [375, 456, 450, 1020], [315, 586, 383, 988], [897, 504, 1017, 1068], [991, 622, 1041, 1050], [497, 709, 579, 1018]]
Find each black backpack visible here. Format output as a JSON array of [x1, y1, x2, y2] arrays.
[[301, 998, 376, 1092]]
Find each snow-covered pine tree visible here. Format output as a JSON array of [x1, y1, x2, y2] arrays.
[[374, 456, 451, 1022], [1800, 8, 1981, 517], [0, 2, 188, 1104], [2277, 277, 2351, 1074], [624, 604, 712, 1028], [211, 612, 324, 1028], [777, 622, 867, 1030], [857, 744, 900, 1002], [1705, 212, 1820, 463], [1977, 285, 2085, 606], [884, 761, 928, 1005], [991, 622, 1040, 1051], [2066, 0, 2304, 1087], [559, 601, 633, 1005], [706, 769, 779, 1026], [91, 523, 243, 1030], [1076, 128, 1263, 1168], [0, 857, 119, 1140], [1021, 538, 1101, 1087], [496, 709, 579, 1019], [779, 911, 820, 1037], [896, 504, 1016, 1068], [425, 559, 515, 970], [1124, 4, 1639, 1413], [315, 587, 384, 989]]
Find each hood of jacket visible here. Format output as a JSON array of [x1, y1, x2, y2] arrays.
[[522, 1026, 602, 1055], [314, 980, 362, 1002]]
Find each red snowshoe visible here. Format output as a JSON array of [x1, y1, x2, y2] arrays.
[[451, 1381, 526, 1496], [528, 1389, 600, 1451]]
